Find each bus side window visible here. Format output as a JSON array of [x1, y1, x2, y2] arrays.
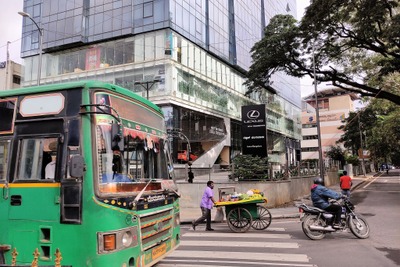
[[17, 138, 58, 181], [0, 140, 10, 181]]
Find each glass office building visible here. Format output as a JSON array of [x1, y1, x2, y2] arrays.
[[20, 0, 301, 170]]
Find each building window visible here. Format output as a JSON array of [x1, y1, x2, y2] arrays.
[[302, 123, 317, 128], [303, 135, 318, 140], [143, 3, 153, 18], [13, 75, 21, 85], [301, 147, 319, 152]]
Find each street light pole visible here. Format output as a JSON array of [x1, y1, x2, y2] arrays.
[[312, 44, 324, 179], [358, 117, 366, 177], [19, 11, 43, 86], [134, 80, 161, 100]]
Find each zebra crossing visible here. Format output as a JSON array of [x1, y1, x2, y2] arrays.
[[156, 224, 316, 267]]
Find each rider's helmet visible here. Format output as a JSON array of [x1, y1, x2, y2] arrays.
[[313, 177, 324, 185]]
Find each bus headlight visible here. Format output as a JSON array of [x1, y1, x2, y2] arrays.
[[122, 231, 133, 247], [98, 226, 138, 254]]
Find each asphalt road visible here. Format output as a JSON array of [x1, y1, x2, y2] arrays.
[[156, 170, 400, 267]]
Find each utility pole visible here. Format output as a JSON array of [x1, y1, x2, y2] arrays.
[[358, 117, 366, 177], [312, 44, 324, 179], [5, 41, 10, 89]]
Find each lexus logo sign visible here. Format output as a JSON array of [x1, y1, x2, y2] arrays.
[[247, 110, 260, 119], [243, 108, 263, 124]]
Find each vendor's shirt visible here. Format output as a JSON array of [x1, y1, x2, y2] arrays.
[[200, 186, 214, 209]]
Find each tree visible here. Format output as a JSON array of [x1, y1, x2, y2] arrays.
[[366, 73, 400, 165], [338, 72, 400, 165], [325, 145, 346, 167], [337, 108, 377, 154], [246, 0, 400, 105]]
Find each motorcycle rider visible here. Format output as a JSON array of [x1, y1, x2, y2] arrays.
[[311, 177, 342, 228]]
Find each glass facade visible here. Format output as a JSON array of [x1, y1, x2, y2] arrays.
[[161, 105, 226, 163], [234, 1, 263, 69], [20, 0, 300, 167], [208, 0, 230, 61]]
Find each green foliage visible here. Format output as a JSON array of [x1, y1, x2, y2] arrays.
[[345, 154, 359, 166], [178, 81, 228, 108], [337, 108, 378, 155], [232, 155, 269, 181], [246, 0, 400, 105], [339, 73, 400, 165], [289, 166, 299, 177], [273, 170, 285, 181], [325, 145, 346, 166]]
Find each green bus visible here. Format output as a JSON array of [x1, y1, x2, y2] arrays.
[[0, 81, 180, 266]]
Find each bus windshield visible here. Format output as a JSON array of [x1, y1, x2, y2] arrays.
[[94, 93, 171, 195]]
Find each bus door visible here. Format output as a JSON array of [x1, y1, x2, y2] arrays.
[[0, 138, 11, 214], [8, 135, 62, 222]]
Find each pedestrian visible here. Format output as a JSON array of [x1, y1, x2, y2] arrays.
[[311, 177, 342, 228], [339, 170, 352, 198], [192, 180, 216, 231], [188, 167, 194, 183]]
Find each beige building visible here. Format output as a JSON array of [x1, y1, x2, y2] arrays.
[[0, 61, 22, 90], [301, 88, 359, 161]]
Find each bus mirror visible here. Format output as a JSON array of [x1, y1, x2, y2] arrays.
[[111, 123, 124, 151], [69, 155, 84, 178]]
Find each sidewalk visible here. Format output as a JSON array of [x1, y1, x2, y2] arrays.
[[179, 172, 376, 225]]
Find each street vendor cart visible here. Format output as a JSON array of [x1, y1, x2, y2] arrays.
[[214, 187, 272, 233]]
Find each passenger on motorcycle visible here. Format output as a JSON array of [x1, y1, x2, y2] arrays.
[[311, 177, 342, 228]]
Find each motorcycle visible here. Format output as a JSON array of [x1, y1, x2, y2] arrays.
[[297, 197, 370, 240]]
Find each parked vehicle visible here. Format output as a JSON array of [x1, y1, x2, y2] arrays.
[[297, 197, 370, 240], [380, 163, 394, 171], [177, 150, 198, 163]]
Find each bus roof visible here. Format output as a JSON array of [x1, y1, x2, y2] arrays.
[[0, 80, 163, 115]]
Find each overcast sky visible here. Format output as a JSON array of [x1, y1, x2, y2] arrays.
[[0, 0, 315, 96], [0, 0, 23, 64]]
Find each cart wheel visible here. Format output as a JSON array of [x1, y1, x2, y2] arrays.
[[227, 207, 252, 233], [251, 205, 272, 230]]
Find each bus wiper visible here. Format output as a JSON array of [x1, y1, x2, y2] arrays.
[[133, 179, 154, 203], [164, 187, 180, 198]]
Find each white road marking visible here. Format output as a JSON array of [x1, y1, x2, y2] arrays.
[[184, 232, 292, 239], [363, 176, 380, 189], [162, 250, 310, 262], [157, 259, 317, 267], [158, 224, 315, 267], [180, 239, 299, 248]]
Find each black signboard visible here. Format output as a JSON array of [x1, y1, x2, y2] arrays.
[[241, 104, 267, 157]]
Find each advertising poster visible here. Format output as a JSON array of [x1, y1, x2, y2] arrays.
[[241, 104, 267, 157]]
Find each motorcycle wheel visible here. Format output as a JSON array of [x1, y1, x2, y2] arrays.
[[349, 215, 370, 239], [302, 215, 326, 240]]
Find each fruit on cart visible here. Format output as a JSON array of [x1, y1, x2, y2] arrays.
[[239, 194, 248, 200]]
